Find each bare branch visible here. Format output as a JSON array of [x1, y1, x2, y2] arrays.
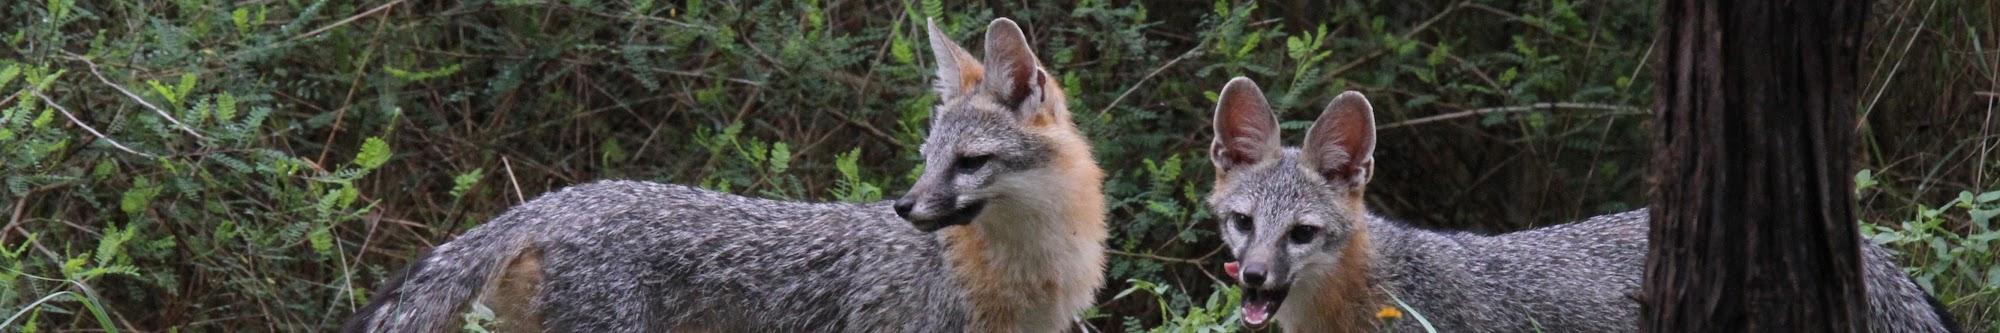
[[502, 156, 525, 204], [1096, 46, 1203, 118], [66, 53, 207, 140], [33, 91, 157, 158], [288, 0, 407, 42], [1381, 102, 1646, 130]]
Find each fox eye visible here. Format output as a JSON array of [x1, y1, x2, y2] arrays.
[[1229, 213, 1253, 232], [1287, 225, 1321, 244], [954, 154, 992, 174]]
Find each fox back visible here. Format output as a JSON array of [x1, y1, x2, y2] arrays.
[[1202, 77, 1957, 332], [344, 18, 1107, 333]]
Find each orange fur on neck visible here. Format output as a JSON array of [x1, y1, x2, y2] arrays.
[[1285, 192, 1386, 332], [942, 85, 1105, 331], [943, 227, 1013, 327], [1299, 229, 1383, 332]]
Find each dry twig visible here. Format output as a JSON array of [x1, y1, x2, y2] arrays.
[[1381, 102, 1645, 130], [33, 91, 156, 158], [65, 52, 206, 140]]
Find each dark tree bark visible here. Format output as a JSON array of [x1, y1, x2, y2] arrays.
[[1643, 0, 1871, 332]]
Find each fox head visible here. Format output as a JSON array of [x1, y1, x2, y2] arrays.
[[1204, 77, 1377, 330], [894, 18, 1091, 232]]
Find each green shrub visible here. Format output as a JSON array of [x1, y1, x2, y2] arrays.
[[0, 0, 1990, 331]]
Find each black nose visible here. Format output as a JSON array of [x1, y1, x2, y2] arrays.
[[1241, 263, 1268, 286], [893, 197, 916, 220]]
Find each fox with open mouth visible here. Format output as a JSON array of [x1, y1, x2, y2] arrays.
[[1201, 77, 1958, 332]]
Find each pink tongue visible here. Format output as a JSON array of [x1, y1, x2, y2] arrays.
[[1243, 301, 1270, 325]]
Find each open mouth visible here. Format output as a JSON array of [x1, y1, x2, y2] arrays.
[[913, 200, 986, 232], [1240, 286, 1290, 330]]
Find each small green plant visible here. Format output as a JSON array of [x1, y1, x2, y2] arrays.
[[1114, 279, 1242, 333], [5, 0, 1977, 330], [1857, 169, 2000, 326]]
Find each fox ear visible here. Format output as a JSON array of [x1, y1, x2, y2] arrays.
[[980, 18, 1047, 121], [1211, 77, 1282, 177], [1301, 91, 1376, 188], [927, 18, 983, 101]]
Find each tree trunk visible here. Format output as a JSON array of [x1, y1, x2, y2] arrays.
[[1642, 0, 1871, 332]]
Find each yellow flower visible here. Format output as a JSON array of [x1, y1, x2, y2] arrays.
[[1376, 306, 1404, 320]]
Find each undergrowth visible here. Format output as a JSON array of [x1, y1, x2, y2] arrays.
[[0, 0, 1993, 331]]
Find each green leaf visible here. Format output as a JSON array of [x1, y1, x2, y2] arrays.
[[232, 7, 251, 33], [1235, 30, 1262, 58], [768, 142, 791, 174], [62, 254, 88, 277], [354, 137, 391, 170], [1285, 36, 1306, 59], [1425, 42, 1450, 67], [308, 227, 334, 257], [48, 0, 72, 20], [316, 186, 344, 216], [29, 68, 63, 91], [1527, 111, 1549, 132], [0, 64, 19, 91], [450, 168, 486, 199], [338, 184, 360, 209], [1499, 67, 1519, 84], [71, 292, 119, 333], [148, 79, 178, 105], [1989, 266, 2000, 289], [1853, 169, 1876, 193], [891, 34, 915, 64], [92, 159, 115, 179], [1977, 190, 2000, 203], [216, 92, 238, 122], [1395, 39, 1419, 56], [119, 177, 163, 215], [834, 148, 861, 180], [175, 72, 198, 103], [32, 107, 54, 128], [1969, 209, 1996, 231], [385, 63, 463, 82], [922, 0, 943, 20], [804, 0, 824, 35], [94, 225, 125, 266], [600, 137, 628, 164], [632, 0, 652, 14]]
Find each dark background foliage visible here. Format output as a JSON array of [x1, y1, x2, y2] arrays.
[[1, 0, 1994, 331]]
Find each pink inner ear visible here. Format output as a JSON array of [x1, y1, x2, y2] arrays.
[[1216, 112, 1276, 168], [1213, 78, 1278, 171], [1003, 63, 1039, 107], [982, 18, 1043, 109], [1305, 92, 1376, 183], [1220, 138, 1263, 166]]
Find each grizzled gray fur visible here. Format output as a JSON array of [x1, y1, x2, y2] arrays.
[[350, 181, 970, 331], [1205, 77, 1957, 332], [1365, 210, 1954, 332]]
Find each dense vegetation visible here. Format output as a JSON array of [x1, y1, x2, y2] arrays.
[[1, 0, 1994, 331]]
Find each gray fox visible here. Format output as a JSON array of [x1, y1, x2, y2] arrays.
[[343, 18, 1107, 332], [1202, 77, 1959, 332]]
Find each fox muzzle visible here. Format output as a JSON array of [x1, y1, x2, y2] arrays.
[[894, 195, 986, 232]]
